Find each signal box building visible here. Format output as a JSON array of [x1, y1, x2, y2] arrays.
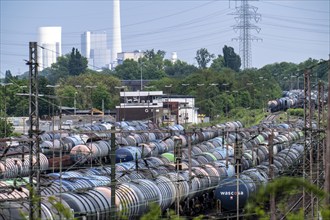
[[116, 91, 199, 125], [116, 91, 163, 123]]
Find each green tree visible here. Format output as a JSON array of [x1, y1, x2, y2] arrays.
[[223, 45, 241, 72], [0, 118, 14, 138], [114, 59, 140, 80], [139, 49, 167, 79], [210, 55, 225, 72], [140, 203, 162, 220], [58, 73, 121, 110], [4, 70, 15, 83], [43, 48, 88, 84], [164, 60, 198, 78], [91, 85, 112, 110], [195, 48, 215, 69], [5, 80, 29, 117], [140, 203, 204, 220], [143, 49, 166, 69], [260, 62, 298, 90], [68, 47, 88, 76], [47, 56, 70, 84], [38, 76, 54, 117], [114, 49, 168, 80], [245, 177, 329, 220]]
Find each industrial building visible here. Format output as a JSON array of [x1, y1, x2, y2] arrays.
[[117, 50, 144, 65], [38, 26, 62, 71], [81, 31, 111, 70]]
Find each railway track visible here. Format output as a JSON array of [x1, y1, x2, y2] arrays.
[[262, 112, 281, 123]]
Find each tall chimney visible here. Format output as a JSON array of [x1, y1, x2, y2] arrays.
[[112, 0, 122, 65]]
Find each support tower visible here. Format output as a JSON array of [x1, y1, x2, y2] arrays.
[[230, 0, 261, 69]]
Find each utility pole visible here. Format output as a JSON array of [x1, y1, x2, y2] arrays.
[[27, 42, 41, 219], [165, 84, 172, 125], [303, 69, 310, 216], [269, 130, 276, 220], [234, 128, 241, 220], [181, 83, 189, 125], [316, 81, 324, 217], [174, 138, 182, 217], [140, 62, 144, 91], [187, 132, 192, 211], [86, 85, 97, 126], [1, 83, 13, 137], [110, 126, 116, 220], [325, 55, 330, 207]]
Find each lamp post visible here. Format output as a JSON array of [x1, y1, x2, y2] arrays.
[[140, 62, 145, 91], [19, 85, 28, 134], [233, 90, 238, 109], [222, 83, 229, 119], [246, 82, 254, 109], [115, 86, 127, 122], [283, 76, 288, 90], [85, 85, 97, 109], [262, 78, 268, 112], [181, 83, 189, 125], [19, 85, 28, 117], [46, 84, 60, 130], [290, 73, 296, 90], [197, 84, 204, 123], [165, 84, 172, 125], [74, 92, 78, 115], [144, 85, 155, 123], [74, 85, 81, 116], [208, 83, 218, 121], [258, 77, 265, 111], [86, 85, 97, 125], [1, 83, 13, 137]]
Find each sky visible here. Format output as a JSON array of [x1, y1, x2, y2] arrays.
[[0, 0, 329, 76]]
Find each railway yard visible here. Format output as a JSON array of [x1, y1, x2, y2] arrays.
[[0, 77, 329, 219]]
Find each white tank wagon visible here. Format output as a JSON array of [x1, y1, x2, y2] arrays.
[[0, 154, 48, 179], [70, 140, 112, 164]]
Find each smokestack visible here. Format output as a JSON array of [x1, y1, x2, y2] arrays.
[[112, 0, 122, 66]]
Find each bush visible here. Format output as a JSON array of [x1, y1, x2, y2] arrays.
[[287, 108, 304, 117], [0, 118, 14, 138]]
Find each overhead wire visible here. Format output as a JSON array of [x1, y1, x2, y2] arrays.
[[4, 0, 328, 74], [259, 1, 329, 14], [1, 3, 328, 63]]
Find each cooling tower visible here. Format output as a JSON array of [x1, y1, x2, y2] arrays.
[[112, 0, 122, 66], [38, 26, 62, 71]]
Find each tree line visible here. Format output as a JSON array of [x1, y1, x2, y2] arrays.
[[0, 45, 327, 126]]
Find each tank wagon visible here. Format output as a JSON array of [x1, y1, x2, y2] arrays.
[[268, 90, 303, 113], [214, 143, 304, 211], [0, 120, 305, 219], [267, 89, 325, 113]]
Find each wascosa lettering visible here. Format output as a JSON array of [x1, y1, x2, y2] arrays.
[[219, 191, 244, 195]]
